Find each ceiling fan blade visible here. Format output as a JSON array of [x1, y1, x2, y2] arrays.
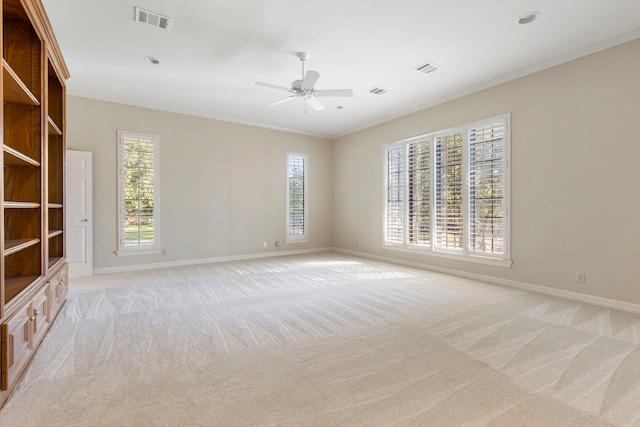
[[269, 95, 298, 106], [255, 82, 293, 92], [302, 70, 320, 90], [314, 89, 354, 97], [305, 96, 325, 111]]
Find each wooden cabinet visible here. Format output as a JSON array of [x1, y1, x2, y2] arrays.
[[0, 301, 32, 391], [0, 0, 69, 406], [48, 263, 68, 318]]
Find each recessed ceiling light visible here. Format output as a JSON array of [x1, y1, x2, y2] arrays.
[[143, 56, 160, 64], [518, 12, 540, 24]]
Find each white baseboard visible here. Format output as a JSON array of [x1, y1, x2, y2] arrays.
[[332, 248, 640, 315], [92, 247, 333, 275]]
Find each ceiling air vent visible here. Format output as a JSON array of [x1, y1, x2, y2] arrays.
[[367, 87, 387, 95], [135, 7, 171, 30], [414, 61, 440, 75]]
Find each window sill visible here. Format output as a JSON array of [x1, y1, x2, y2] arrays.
[[381, 244, 512, 268], [285, 237, 309, 244], [116, 249, 162, 257]]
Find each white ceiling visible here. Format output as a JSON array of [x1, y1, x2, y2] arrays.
[[42, 0, 640, 139]]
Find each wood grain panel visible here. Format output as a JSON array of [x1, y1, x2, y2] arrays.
[[4, 103, 41, 160], [3, 61, 40, 105], [3, 208, 40, 241], [47, 135, 63, 204], [3, 165, 41, 203], [48, 233, 63, 260], [4, 244, 41, 296], [48, 207, 62, 232], [3, 19, 42, 100], [47, 62, 63, 127]]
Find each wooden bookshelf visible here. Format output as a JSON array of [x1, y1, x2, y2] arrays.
[[1, 0, 70, 406]]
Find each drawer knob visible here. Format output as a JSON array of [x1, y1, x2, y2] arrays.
[[29, 316, 36, 321], [60, 278, 65, 284], [33, 309, 39, 316]]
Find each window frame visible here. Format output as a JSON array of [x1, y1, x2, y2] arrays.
[[116, 130, 161, 257], [285, 152, 309, 243], [382, 114, 511, 267]]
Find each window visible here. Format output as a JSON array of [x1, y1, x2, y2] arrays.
[[286, 152, 308, 243], [383, 115, 510, 266], [116, 130, 160, 256]]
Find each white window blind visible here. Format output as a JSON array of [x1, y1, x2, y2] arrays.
[[407, 139, 430, 246], [382, 115, 510, 266], [117, 130, 160, 256], [286, 152, 308, 242], [384, 146, 404, 243], [435, 132, 464, 251], [469, 122, 506, 255]]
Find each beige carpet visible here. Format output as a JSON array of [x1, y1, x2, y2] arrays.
[[1, 252, 640, 426]]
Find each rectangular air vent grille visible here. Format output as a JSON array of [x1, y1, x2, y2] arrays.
[[367, 87, 387, 95], [414, 61, 440, 75], [135, 7, 171, 30]]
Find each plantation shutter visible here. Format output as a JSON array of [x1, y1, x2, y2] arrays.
[[384, 146, 404, 243], [434, 132, 463, 251], [407, 139, 430, 246], [382, 114, 509, 264], [117, 131, 160, 253], [286, 153, 308, 241], [469, 120, 506, 255]]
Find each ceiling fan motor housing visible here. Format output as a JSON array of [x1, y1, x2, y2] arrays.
[[291, 79, 314, 98]]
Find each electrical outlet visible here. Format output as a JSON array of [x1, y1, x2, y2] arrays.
[[577, 273, 586, 283], [162, 249, 167, 256], [263, 242, 267, 248], [275, 241, 281, 247]]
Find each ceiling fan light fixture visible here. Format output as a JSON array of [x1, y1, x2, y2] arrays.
[[518, 12, 540, 24], [255, 52, 353, 112]]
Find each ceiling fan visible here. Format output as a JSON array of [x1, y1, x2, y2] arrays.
[[255, 52, 353, 111]]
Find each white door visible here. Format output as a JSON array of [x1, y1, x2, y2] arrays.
[[66, 150, 93, 278]]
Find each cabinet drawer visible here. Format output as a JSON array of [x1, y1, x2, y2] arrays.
[[1, 303, 33, 390]]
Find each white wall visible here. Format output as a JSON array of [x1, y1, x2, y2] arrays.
[[67, 97, 333, 269], [332, 39, 640, 304]]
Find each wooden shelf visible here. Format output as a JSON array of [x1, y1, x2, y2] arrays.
[[4, 238, 40, 256], [4, 201, 40, 209], [48, 203, 63, 209], [2, 59, 39, 106], [4, 275, 39, 304], [47, 116, 62, 136], [47, 257, 63, 269], [3, 145, 40, 167], [48, 230, 62, 238]]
